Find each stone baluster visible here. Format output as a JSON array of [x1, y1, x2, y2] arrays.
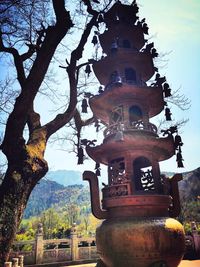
[[18, 255, 24, 267], [70, 223, 78, 261], [4, 262, 12, 267], [12, 258, 18, 267], [35, 223, 44, 264], [191, 221, 200, 257], [88, 242, 91, 260]]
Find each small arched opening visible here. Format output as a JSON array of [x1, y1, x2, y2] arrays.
[[123, 39, 131, 48], [125, 68, 136, 84], [129, 105, 143, 125]]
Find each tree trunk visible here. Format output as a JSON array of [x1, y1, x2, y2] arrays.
[[0, 130, 48, 265]]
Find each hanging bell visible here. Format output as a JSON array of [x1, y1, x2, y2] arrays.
[[98, 86, 104, 94], [163, 83, 172, 97], [151, 48, 158, 58], [95, 162, 100, 169], [85, 64, 91, 77], [142, 23, 149, 35], [165, 107, 172, 121], [174, 135, 183, 148], [77, 147, 84, 165], [91, 35, 98, 46], [97, 14, 104, 23], [81, 98, 88, 113], [96, 168, 101, 176]]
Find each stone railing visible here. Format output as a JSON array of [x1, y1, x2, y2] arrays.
[[6, 222, 200, 266], [8, 224, 98, 266]]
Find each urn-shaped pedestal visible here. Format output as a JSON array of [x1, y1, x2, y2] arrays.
[[96, 217, 185, 267]]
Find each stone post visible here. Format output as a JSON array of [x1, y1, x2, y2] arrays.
[[191, 221, 200, 257], [70, 223, 78, 261], [4, 263, 12, 267], [35, 223, 44, 264], [88, 242, 91, 260], [12, 258, 18, 267], [18, 255, 24, 267]]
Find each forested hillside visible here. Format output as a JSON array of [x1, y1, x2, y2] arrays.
[[18, 168, 200, 239], [24, 179, 90, 218], [24, 168, 200, 220]]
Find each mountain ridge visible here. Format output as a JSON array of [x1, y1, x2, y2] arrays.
[[24, 168, 200, 219]]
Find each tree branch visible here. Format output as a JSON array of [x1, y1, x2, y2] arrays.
[[82, 0, 99, 16], [21, 28, 45, 61], [53, 0, 74, 27], [0, 31, 26, 86], [1, 1, 73, 156], [45, 14, 98, 138], [74, 109, 94, 130]]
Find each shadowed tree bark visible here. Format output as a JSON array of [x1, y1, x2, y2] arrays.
[[0, 0, 104, 263]]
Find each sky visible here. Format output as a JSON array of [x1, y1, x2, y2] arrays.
[[137, 0, 200, 173], [44, 0, 200, 175], [1, 0, 200, 177]]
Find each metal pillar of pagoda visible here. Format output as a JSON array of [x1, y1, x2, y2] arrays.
[[83, 2, 185, 267]]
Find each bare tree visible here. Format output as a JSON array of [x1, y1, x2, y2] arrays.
[[0, 0, 110, 263]]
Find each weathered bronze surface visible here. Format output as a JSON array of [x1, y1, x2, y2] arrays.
[[83, 1, 186, 266], [96, 217, 185, 267]]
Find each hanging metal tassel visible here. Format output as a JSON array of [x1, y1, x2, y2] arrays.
[[81, 98, 88, 113], [85, 64, 91, 77], [95, 162, 101, 176], [176, 149, 184, 168], [178, 146, 182, 153], [91, 35, 98, 46], [94, 120, 100, 132], [163, 83, 172, 97], [77, 147, 84, 165], [165, 107, 172, 121]]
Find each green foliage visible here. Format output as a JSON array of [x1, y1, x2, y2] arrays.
[[178, 168, 200, 225], [183, 221, 200, 234], [18, 178, 97, 240], [19, 199, 95, 239], [179, 199, 200, 225], [24, 179, 90, 219], [19, 169, 200, 240]]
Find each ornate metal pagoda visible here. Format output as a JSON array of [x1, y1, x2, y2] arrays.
[[83, 2, 185, 267]]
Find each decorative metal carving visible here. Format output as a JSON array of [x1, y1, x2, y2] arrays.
[[103, 184, 129, 198], [110, 105, 124, 124], [140, 169, 155, 191], [108, 158, 127, 185]]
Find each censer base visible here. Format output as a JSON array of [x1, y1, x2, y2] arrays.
[[96, 217, 185, 267]]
